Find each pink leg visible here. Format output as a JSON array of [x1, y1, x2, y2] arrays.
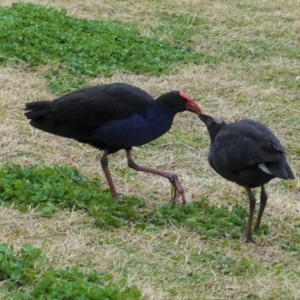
[[126, 149, 186, 205], [100, 150, 119, 199]]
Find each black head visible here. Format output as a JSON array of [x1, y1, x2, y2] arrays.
[[155, 91, 202, 114], [199, 114, 227, 143]]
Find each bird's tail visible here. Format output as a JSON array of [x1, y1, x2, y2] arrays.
[[264, 159, 295, 180], [24, 101, 52, 120]]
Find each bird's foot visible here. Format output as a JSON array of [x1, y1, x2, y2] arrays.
[[170, 185, 177, 204], [168, 174, 186, 205], [245, 235, 256, 243], [170, 187, 181, 205]]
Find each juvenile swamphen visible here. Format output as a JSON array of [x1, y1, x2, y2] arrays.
[[24, 82, 202, 204], [199, 114, 294, 242]]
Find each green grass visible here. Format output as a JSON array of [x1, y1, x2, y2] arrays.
[[0, 243, 141, 299], [1, 3, 298, 95], [1, 164, 300, 258], [0, 164, 248, 239], [0, 3, 216, 94]]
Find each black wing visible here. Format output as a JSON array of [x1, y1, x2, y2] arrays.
[[211, 120, 285, 174]]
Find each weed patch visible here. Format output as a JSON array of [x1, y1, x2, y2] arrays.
[[0, 243, 141, 299], [0, 3, 216, 94], [2, 164, 298, 247], [0, 164, 249, 240]]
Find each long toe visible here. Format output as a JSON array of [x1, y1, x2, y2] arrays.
[[180, 190, 187, 205], [246, 234, 256, 243], [170, 185, 178, 204], [170, 190, 180, 205], [168, 175, 186, 205], [169, 186, 187, 205]]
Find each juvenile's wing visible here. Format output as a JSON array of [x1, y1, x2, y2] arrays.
[[211, 120, 293, 180]]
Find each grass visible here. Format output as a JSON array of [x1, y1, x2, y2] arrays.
[[0, 243, 141, 299], [0, 164, 249, 239], [0, 3, 216, 94], [0, 0, 300, 299]]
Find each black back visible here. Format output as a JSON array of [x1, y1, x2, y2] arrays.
[[24, 83, 154, 141]]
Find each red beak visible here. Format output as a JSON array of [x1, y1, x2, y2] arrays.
[[179, 91, 202, 115], [186, 100, 202, 115]]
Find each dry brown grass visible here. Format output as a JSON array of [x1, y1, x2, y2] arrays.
[[1, 0, 300, 299], [1, 206, 300, 299]]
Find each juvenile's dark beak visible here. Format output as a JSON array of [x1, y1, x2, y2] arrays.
[[199, 114, 223, 125], [199, 114, 212, 125]]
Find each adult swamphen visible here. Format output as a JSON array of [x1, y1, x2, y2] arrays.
[[199, 114, 294, 242], [24, 82, 202, 204]]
